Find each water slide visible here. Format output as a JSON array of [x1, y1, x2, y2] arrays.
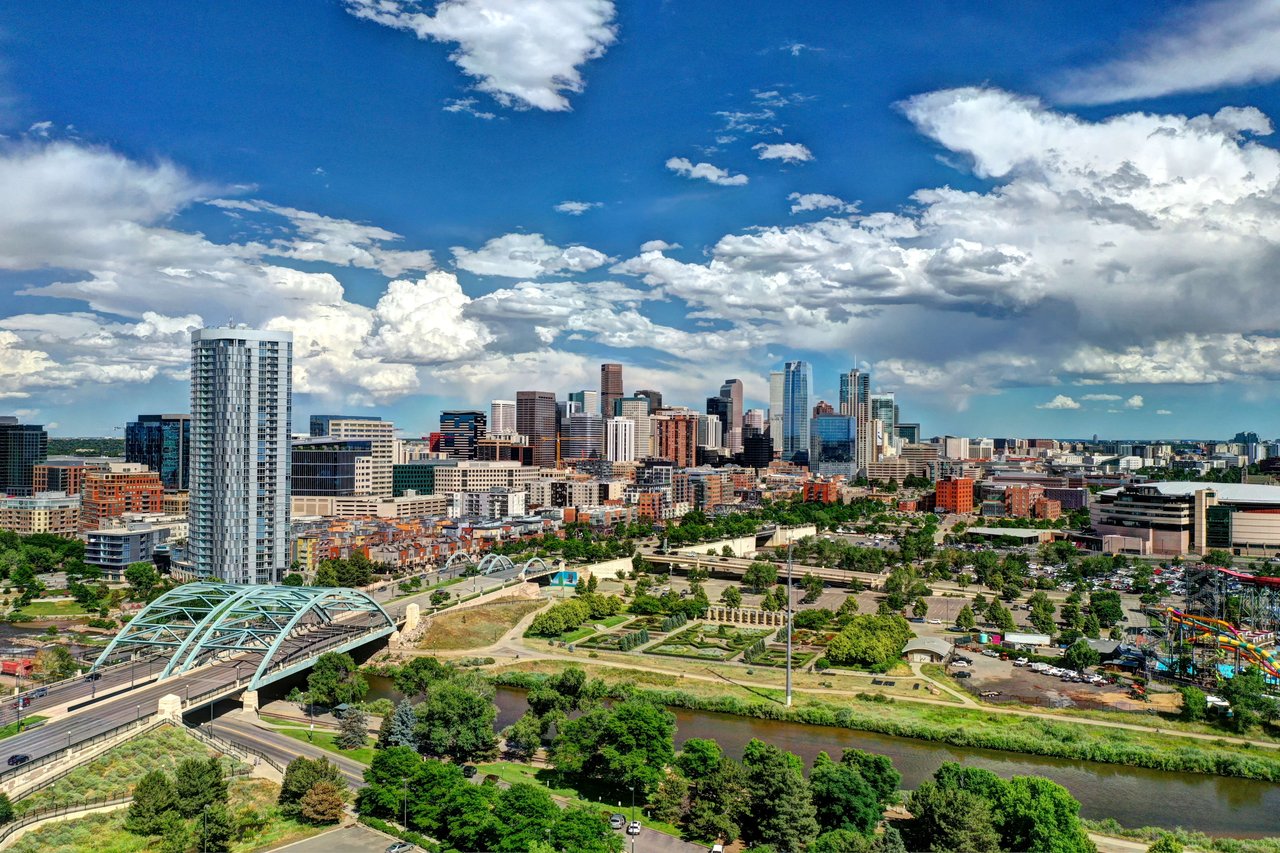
[[1166, 608, 1280, 679]]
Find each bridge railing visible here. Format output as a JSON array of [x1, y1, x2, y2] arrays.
[[184, 724, 285, 774], [0, 795, 134, 844], [0, 717, 165, 786]]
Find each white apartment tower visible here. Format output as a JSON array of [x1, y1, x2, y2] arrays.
[[490, 400, 516, 435], [605, 417, 636, 462], [189, 327, 292, 584], [317, 418, 395, 497]]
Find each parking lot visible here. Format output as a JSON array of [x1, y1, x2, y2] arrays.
[[946, 648, 1139, 710]]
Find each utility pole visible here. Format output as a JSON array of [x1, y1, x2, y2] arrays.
[[786, 541, 793, 707]]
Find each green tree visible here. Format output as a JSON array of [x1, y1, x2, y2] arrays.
[[192, 802, 235, 852], [157, 810, 191, 853], [125, 770, 176, 835], [282, 572, 305, 586], [1062, 639, 1100, 673], [1179, 685, 1208, 722], [551, 698, 676, 796], [550, 804, 625, 853], [903, 781, 1001, 853], [503, 710, 545, 761], [809, 752, 879, 835], [379, 698, 419, 749], [279, 758, 346, 816], [1088, 590, 1125, 627], [300, 780, 347, 824], [647, 771, 690, 824], [997, 774, 1094, 853], [124, 561, 160, 600], [825, 614, 912, 670], [32, 646, 77, 682], [1204, 549, 1234, 568], [392, 656, 453, 698], [173, 757, 227, 818], [415, 676, 498, 761], [839, 748, 900, 809], [338, 707, 369, 750], [1082, 612, 1101, 639], [314, 563, 339, 587], [812, 828, 877, 853], [955, 604, 976, 632], [741, 739, 819, 852], [743, 561, 778, 593], [802, 573, 826, 604], [1219, 665, 1279, 732], [354, 746, 422, 822], [493, 782, 558, 852], [306, 651, 368, 707], [721, 586, 743, 608], [877, 825, 907, 853], [911, 597, 930, 620]]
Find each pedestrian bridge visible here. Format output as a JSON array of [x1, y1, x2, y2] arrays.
[[93, 583, 396, 691]]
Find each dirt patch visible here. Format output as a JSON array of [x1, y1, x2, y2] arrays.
[[948, 654, 1139, 711], [418, 597, 545, 650]]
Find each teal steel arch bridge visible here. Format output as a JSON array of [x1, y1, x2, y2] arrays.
[[93, 583, 396, 691]]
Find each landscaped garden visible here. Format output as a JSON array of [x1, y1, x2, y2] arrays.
[[646, 623, 773, 661], [578, 628, 651, 651]]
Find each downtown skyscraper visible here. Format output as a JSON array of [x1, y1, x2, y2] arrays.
[[600, 363, 623, 421], [188, 327, 292, 584], [782, 361, 813, 462]]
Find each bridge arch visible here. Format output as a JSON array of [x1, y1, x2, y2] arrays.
[[519, 556, 552, 577], [93, 584, 395, 689], [476, 553, 515, 575], [442, 551, 476, 572]]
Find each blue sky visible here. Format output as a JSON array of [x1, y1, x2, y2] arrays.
[[3, 0, 1280, 440]]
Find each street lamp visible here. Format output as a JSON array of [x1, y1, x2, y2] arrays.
[[786, 541, 793, 708], [402, 777, 409, 830]]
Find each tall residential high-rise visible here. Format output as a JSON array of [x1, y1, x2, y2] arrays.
[[564, 412, 604, 460], [439, 410, 487, 460], [314, 417, 395, 497], [768, 371, 784, 454], [516, 391, 558, 468], [782, 361, 813, 462], [489, 400, 516, 435], [634, 389, 663, 412], [838, 369, 870, 418], [614, 397, 652, 459], [189, 327, 292, 584], [719, 378, 744, 453], [600, 363, 623, 420], [655, 413, 698, 468], [870, 392, 896, 434], [125, 414, 191, 491], [0, 417, 48, 497], [568, 390, 600, 418], [605, 418, 636, 462], [697, 414, 723, 449]]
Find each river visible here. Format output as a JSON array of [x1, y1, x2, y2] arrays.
[[362, 677, 1280, 837]]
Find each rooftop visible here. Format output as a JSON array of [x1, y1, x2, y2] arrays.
[[1105, 481, 1280, 505]]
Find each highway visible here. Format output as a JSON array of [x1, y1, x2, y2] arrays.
[[199, 715, 367, 788], [0, 653, 168, 731]]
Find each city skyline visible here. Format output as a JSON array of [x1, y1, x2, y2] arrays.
[[4, 2, 1280, 439]]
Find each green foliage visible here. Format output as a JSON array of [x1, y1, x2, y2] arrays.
[[660, 612, 688, 632], [528, 594, 624, 636], [1219, 665, 1279, 732], [299, 780, 347, 825], [825, 613, 913, 670], [124, 770, 176, 835], [551, 698, 676, 796], [1062, 639, 1101, 673], [414, 675, 498, 761], [279, 757, 346, 817], [741, 638, 768, 664], [743, 561, 778, 593], [721, 586, 743, 608], [390, 656, 454, 698], [550, 803, 625, 853], [306, 651, 368, 707], [503, 710, 545, 761], [1088, 590, 1125, 627], [904, 780, 1002, 853], [379, 698, 419, 749], [1179, 686, 1208, 723], [173, 757, 228, 818], [338, 707, 370, 750], [955, 604, 975, 632], [32, 645, 77, 682], [1147, 835, 1184, 853], [282, 572, 305, 586], [192, 802, 234, 852], [741, 739, 819, 852], [809, 752, 880, 835]]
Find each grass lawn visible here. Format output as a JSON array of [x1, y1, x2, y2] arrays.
[[258, 717, 375, 766], [417, 597, 544, 651], [15, 724, 240, 815], [559, 626, 596, 643], [475, 761, 690, 841], [0, 715, 46, 741], [9, 779, 329, 853], [14, 599, 88, 617], [597, 614, 630, 628]]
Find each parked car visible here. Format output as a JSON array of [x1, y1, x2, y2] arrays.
[[462, 764, 477, 778], [982, 649, 1000, 658], [385, 843, 415, 853], [711, 845, 725, 853], [609, 814, 626, 830], [627, 821, 642, 836], [6, 754, 30, 767], [1014, 657, 1029, 667], [954, 671, 972, 679], [951, 660, 969, 668], [926, 618, 942, 624]]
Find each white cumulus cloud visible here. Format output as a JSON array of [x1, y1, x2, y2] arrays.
[[754, 142, 814, 163], [554, 200, 602, 215], [665, 157, 749, 186], [787, 192, 857, 214], [1125, 394, 1145, 409], [343, 0, 617, 112], [452, 232, 611, 278], [1036, 395, 1081, 410]]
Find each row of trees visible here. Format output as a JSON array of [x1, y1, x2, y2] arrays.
[[527, 593, 624, 636], [358, 747, 622, 853], [824, 614, 913, 670]]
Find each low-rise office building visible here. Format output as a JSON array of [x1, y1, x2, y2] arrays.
[[0, 491, 81, 536], [1094, 481, 1280, 557]]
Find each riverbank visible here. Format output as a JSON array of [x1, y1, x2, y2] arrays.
[[490, 663, 1280, 782]]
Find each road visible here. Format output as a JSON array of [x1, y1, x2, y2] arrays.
[[0, 652, 169, 731]]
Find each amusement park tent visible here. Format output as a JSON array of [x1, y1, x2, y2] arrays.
[[1003, 632, 1052, 650]]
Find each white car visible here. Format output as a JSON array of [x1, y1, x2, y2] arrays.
[[1014, 657, 1029, 667], [951, 660, 970, 668], [627, 821, 642, 836], [926, 618, 942, 624]]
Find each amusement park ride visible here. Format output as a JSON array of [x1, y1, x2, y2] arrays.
[[1148, 565, 1280, 686]]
